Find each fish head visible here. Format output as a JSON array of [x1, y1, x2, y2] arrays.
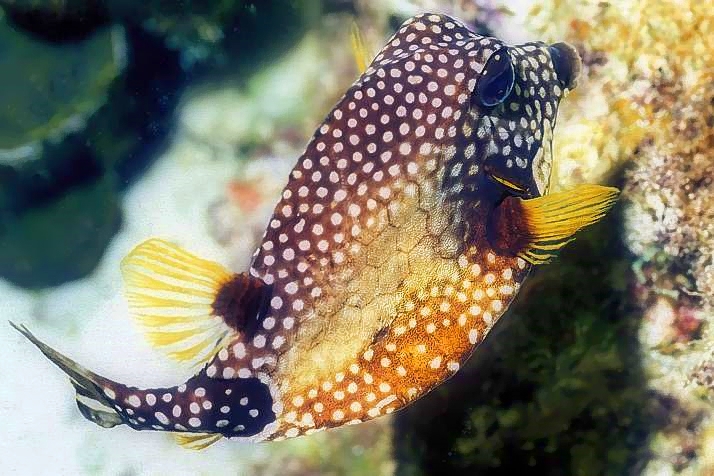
[[466, 40, 582, 199]]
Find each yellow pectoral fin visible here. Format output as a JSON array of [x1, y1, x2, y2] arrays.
[[350, 21, 371, 74], [121, 239, 237, 369], [492, 184, 620, 265], [172, 432, 222, 450]]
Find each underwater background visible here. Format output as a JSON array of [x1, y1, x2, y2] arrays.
[[1, 0, 712, 474]]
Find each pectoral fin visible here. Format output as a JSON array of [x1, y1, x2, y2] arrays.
[[490, 184, 620, 264], [350, 21, 372, 73]]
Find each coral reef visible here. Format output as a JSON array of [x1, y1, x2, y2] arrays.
[[529, 0, 712, 190], [529, 2, 714, 473], [609, 7, 714, 472], [623, 80, 714, 310]]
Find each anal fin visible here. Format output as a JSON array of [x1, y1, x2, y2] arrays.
[[172, 432, 222, 450]]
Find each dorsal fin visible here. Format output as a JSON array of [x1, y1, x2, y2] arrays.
[[121, 239, 267, 369], [172, 432, 222, 450]]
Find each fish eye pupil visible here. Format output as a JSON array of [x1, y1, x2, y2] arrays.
[[476, 48, 515, 107]]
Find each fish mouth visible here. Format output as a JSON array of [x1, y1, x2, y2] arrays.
[[480, 143, 545, 200]]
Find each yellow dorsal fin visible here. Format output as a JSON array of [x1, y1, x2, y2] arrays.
[[491, 184, 620, 265], [172, 432, 222, 450], [120, 239, 237, 369], [350, 21, 371, 73]]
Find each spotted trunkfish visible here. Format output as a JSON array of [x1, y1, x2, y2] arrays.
[[12, 13, 619, 450]]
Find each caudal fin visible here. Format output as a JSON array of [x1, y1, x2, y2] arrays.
[[10, 322, 124, 428], [12, 322, 279, 450]]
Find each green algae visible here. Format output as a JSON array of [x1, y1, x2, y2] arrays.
[[248, 420, 394, 476]]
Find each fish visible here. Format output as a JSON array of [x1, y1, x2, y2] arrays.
[[11, 13, 619, 450]]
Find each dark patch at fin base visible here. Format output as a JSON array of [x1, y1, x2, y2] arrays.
[[489, 184, 620, 264], [488, 196, 533, 256], [211, 273, 271, 338]]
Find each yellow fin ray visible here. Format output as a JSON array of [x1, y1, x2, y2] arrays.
[[121, 239, 237, 369], [520, 184, 619, 263], [127, 264, 219, 289], [129, 296, 210, 311], [172, 432, 222, 450], [125, 271, 217, 300], [128, 253, 227, 286], [135, 313, 206, 327], [350, 21, 372, 73], [145, 328, 207, 347], [494, 184, 619, 265], [167, 338, 216, 363], [126, 239, 232, 283]]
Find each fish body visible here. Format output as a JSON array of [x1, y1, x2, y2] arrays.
[[13, 13, 617, 449]]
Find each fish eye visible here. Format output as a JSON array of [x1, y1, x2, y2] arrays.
[[548, 42, 582, 90], [475, 48, 515, 107]]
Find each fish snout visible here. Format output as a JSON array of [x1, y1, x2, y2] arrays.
[[548, 42, 582, 90]]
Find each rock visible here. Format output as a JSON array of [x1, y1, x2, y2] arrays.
[[0, 0, 108, 41], [0, 174, 121, 289], [0, 19, 125, 167], [0, 18, 126, 288], [1, 0, 323, 67], [0, 17, 187, 288]]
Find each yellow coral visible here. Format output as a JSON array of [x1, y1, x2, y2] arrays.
[[528, 0, 713, 189]]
